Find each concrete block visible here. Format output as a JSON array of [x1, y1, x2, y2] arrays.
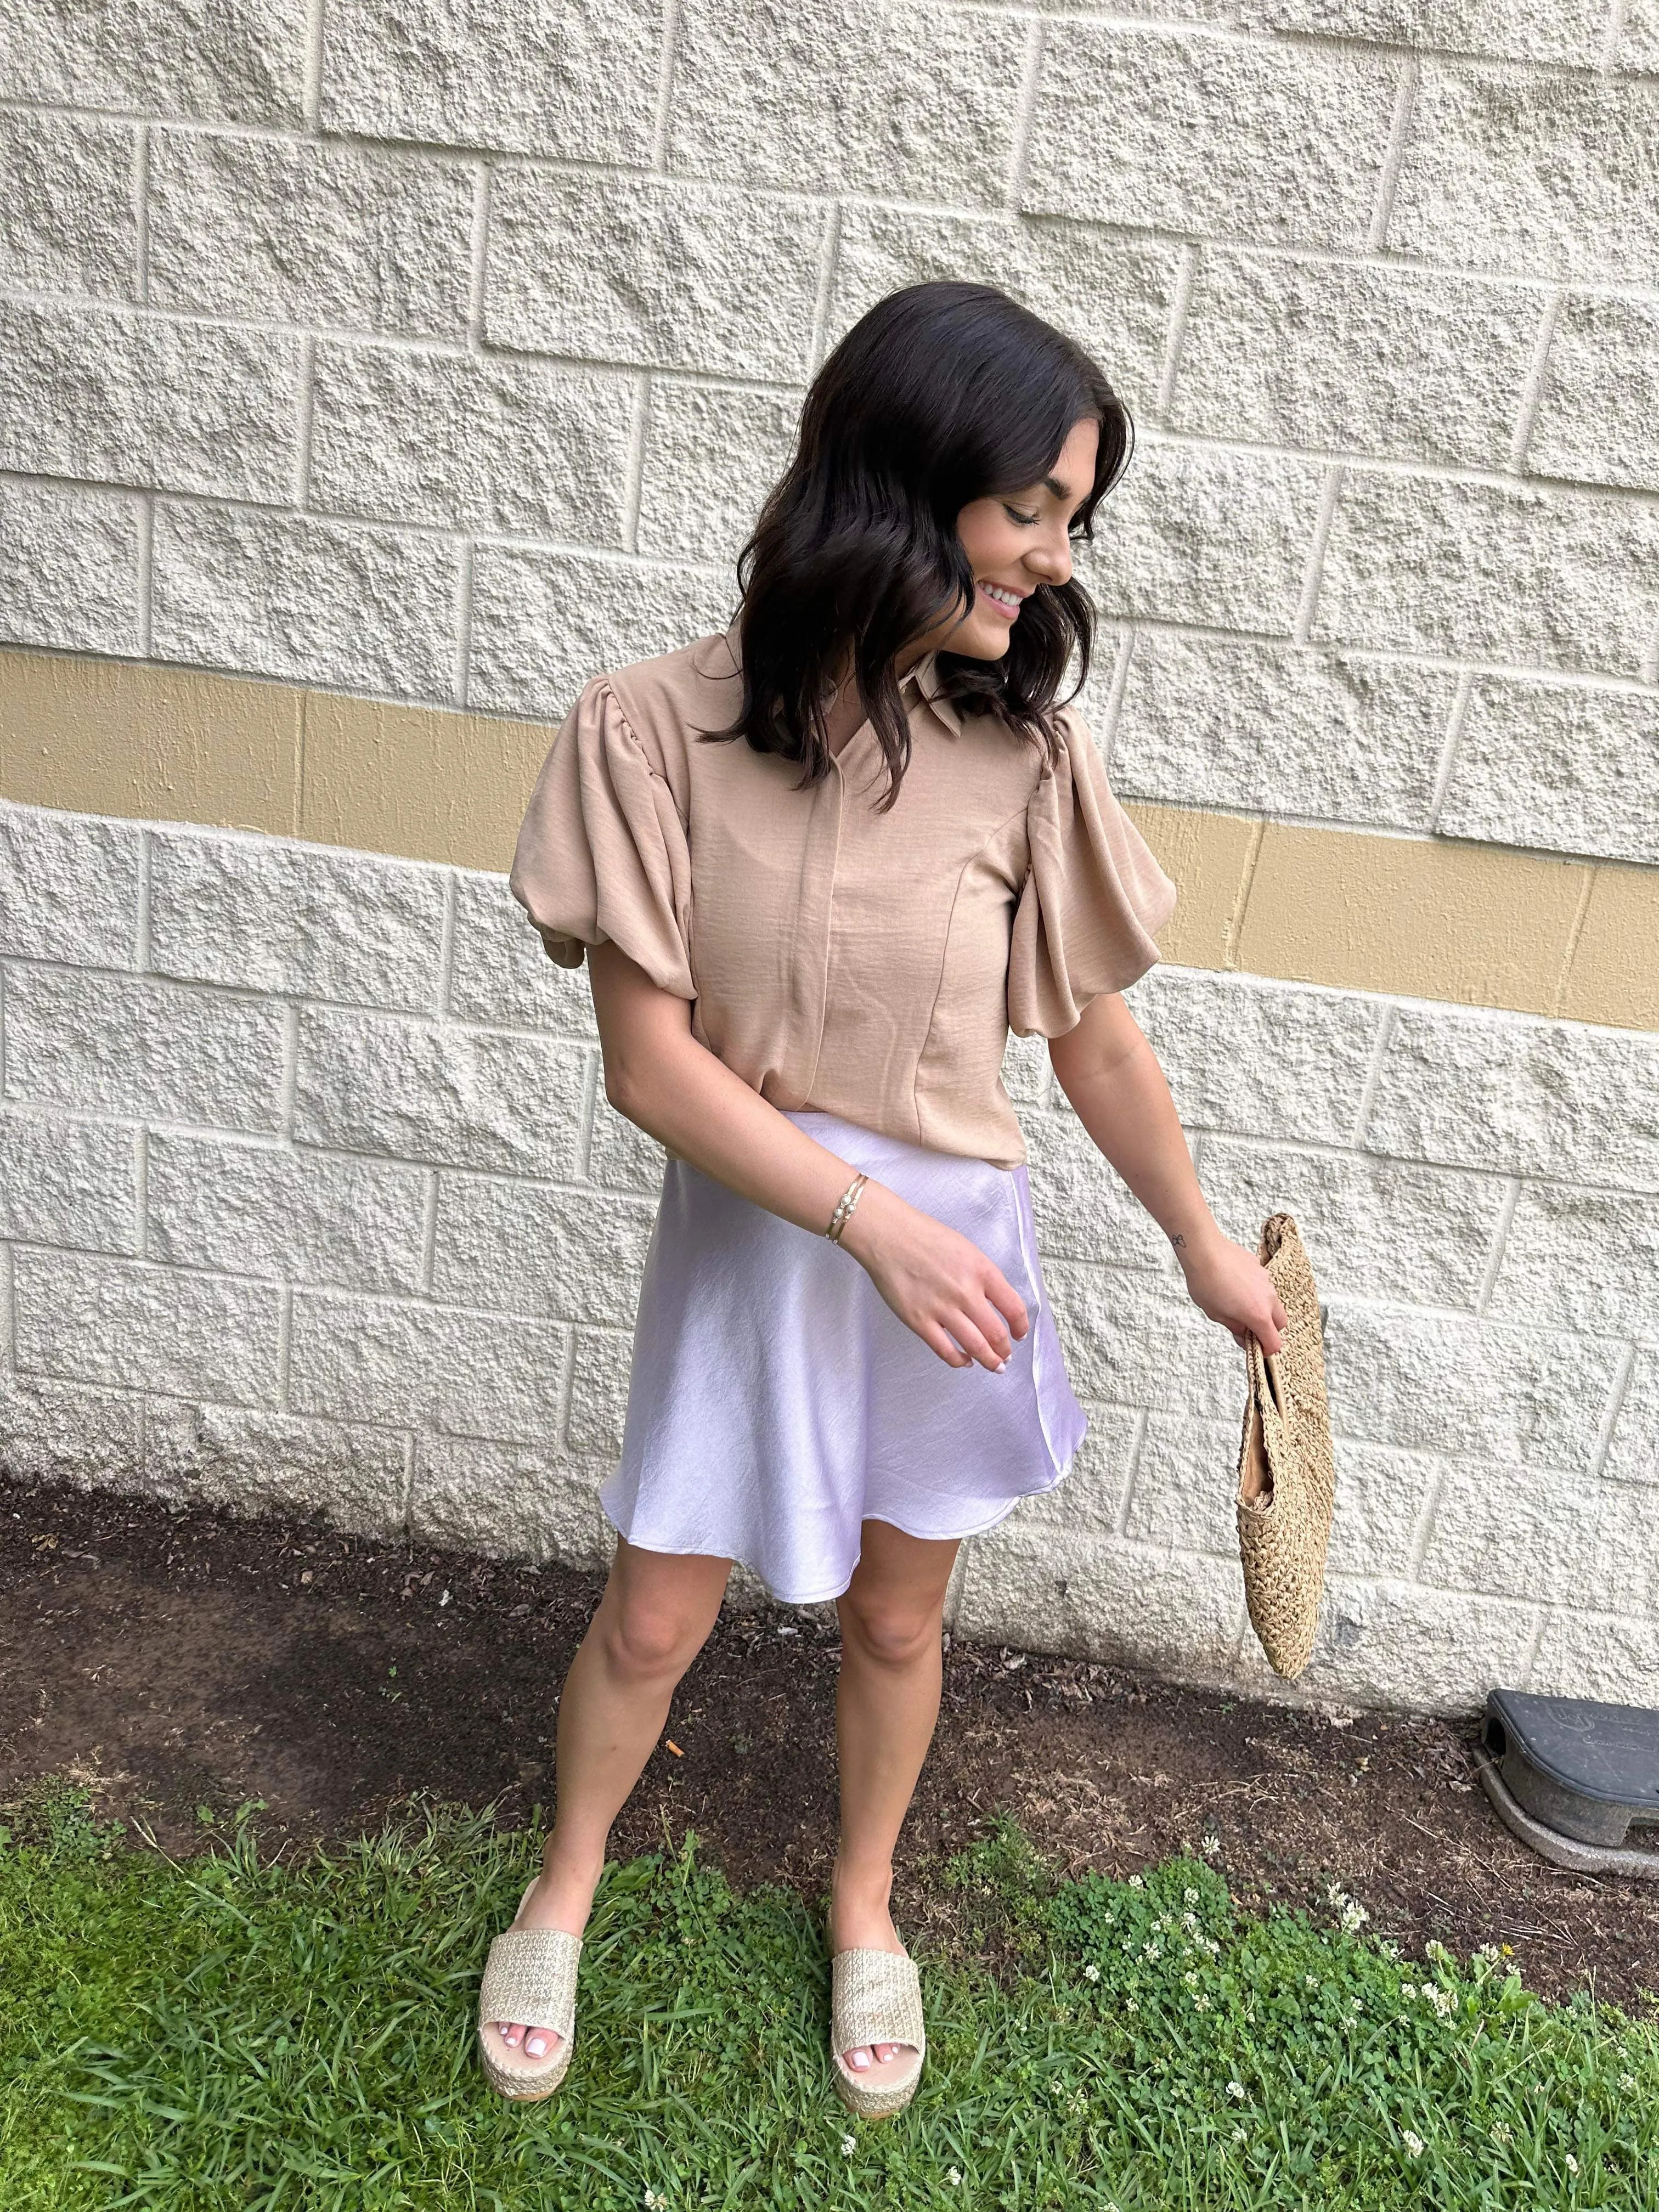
[[151, 503, 460, 702], [1389, 65, 1659, 284], [830, 205, 1180, 419], [1023, 27, 1397, 247], [1001, 1032, 1053, 1114], [1004, 1400, 1142, 1536], [319, 0, 662, 163], [294, 1005, 589, 1177], [0, 481, 142, 658], [433, 1177, 654, 1328], [1321, 1442, 1437, 1579], [1313, 471, 1659, 678], [148, 828, 448, 1007], [486, 170, 827, 381], [0, 803, 142, 967], [411, 1432, 611, 1566], [585, 1093, 667, 1198], [1322, 1300, 1622, 1474], [1239, 0, 1607, 65], [1621, 0, 1659, 69], [1043, 1261, 1240, 1418], [1233, 1577, 1538, 1713], [146, 1132, 429, 1292], [1025, 1104, 1181, 1274], [566, 1326, 633, 1457], [309, 342, 635, 541], [1, 0, 307, 125], [148, 131, 476, 338], [955, 1527, 1245, 1681], [0, 110, 137, 300], [466, 547, 731, 722], [1421, 1460, 1658, 1612], [144, 1400, 408, 1534], [1437, 677, 1659, 866], [1528, 1607, 1659, 1708], [1121, 1412, 1242, 1557], [0, 1372, 144, 1493], [448, 871, 599, 1036], [1364, 1005, 1659, 1193], [635, 382, 801, 568], [1199, 1135, 1507, 1309], [1170, 251, 1539, 467], [14, 1248, 281, 1403], [1126, 969, 1385, 1147], [1487, 1182, 1659, 1340], [1602, 1350, 1658, 1488], [1112, 635, 1455, 831], [1529, 294, 1659, 493], [669, 0, 1025, 205], [289, 1286, 569, 1439], [0, 301, 298, 506], [0, 1111, 137, 1252], [1078, 443, 1325, 636], [4, 964, 287, 1131]]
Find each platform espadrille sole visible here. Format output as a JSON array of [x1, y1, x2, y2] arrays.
[[831, 1946, 925, 2121], [477, 1882, 582, 2103]]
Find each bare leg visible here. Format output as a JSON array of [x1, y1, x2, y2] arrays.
[[830, 1520, 960, 2085], [491, 1534, 731, 2060]]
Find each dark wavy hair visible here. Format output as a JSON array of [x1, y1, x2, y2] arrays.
[[709, 281, 1132, 808]]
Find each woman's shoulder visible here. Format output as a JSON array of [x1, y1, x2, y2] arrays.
[[578, 630, 742, 778]]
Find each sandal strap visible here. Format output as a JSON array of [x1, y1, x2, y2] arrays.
[[478, 1925, 582, 2039], [832, 1948, 924, 2057]]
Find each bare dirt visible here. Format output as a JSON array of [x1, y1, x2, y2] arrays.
[[2, 1476, 1654, 2013]]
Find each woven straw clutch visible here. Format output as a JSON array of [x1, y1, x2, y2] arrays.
[[1235, 1213, 1336, 1680]]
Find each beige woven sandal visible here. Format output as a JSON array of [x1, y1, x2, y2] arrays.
[[830, 1948, 926, 2120], [476, 1880, 582, 2103]]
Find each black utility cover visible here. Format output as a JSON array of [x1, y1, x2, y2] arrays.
[[1485, 1689, 1659, 1848]]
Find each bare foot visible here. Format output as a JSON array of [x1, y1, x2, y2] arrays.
[[490, 1853, 599, 2063], [828, 1862, 918, 2084]]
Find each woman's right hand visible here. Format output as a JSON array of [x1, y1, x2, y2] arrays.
[[838, 1181, 1030, 1372]]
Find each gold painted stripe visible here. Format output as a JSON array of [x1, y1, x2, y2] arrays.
[[2, 646, 1654, 1034]]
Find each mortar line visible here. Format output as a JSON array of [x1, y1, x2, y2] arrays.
[[1600, 0, 1635, 69], [399, 1429, 417, 1538], [135, 495, 154, 657], [1112, 1407, 1153, 1536], [1549, 865, 1599, 1018], [619, 374, 652, 556], [435, 868, 459, 1018], [1403, 1460, 1448, 1577], [133, 126, 151, 306], [134, 828, 154, 972], [134, 1127, 151, 1261], [466, 162, 492, 350], [450, 541, 474, 709], [1472, 1177, 1521, 1316], [1095, 624, 1137, 774], [276, 1001, 301, 1140], [1425, 670, 1474, 830], [1290, 462, 1343, 646], [293, 687, 308, 839], [302, 0, 327, 132], [1515, 1608, 1549, 1691], [418, 1171, 441, 1295], [647, 0, 683, 173], [1506, 287, 1563, 475], [294, 332, 317, 507], [276, 1283, 294, 1410], [1586, 1341, 1637, 1481], [1643, 611, 1659, 689], [1348, 1003, 1397, 1149], [1221, 817, 1266, 971], [0, 964, 7, 1105], [574, 1045, 603, 1185], [806, 200, 844, 374], [1003, 18, 1047, 211], [1152, 244, 1198, 426], [0, 1243, 14, 1372], [1365, 58, 1418, 253]]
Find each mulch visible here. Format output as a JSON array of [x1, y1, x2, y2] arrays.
[[2, 1476, 1654, 2013]]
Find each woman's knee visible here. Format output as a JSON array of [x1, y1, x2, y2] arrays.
[[596, 1561, 723, 1680], [839, 1586, 943, 1668]]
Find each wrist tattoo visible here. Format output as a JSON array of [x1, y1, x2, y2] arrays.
[[1169, 1231, 1188, 1251]]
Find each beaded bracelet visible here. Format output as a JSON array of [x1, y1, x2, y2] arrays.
[[825, 1171, 869, 1244]]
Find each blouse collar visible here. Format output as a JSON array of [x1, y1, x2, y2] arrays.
[[713, 621, 963, 739]]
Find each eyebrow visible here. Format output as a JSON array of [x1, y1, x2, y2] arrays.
[[1042, 474, 1072, 503]]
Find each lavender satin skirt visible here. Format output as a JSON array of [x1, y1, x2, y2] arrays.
[[599, 1108, 1088, 1605]]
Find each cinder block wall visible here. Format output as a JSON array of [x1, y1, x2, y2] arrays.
[[1, 2, 1656, 1709]]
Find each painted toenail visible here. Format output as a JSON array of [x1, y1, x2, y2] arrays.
[[526, 2035, 546, 2057]]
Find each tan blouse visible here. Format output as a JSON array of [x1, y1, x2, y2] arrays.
[[509, 629, 1176, 1170]]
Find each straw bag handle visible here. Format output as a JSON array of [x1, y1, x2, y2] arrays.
[[1239, 1334, 1291, 1510]]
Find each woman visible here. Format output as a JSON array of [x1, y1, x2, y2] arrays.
[[480, 282, 1286, 2115]]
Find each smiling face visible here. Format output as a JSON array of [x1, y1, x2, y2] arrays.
[[904, 414, 1101, 668]]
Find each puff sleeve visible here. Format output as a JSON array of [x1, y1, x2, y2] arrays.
[[507, 676, 696, 998], [1007, 707, 1177, 1036]]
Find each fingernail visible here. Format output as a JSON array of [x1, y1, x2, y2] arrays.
[[526, 2034, 546, 2057], [997, 1357, 1008, 1372]]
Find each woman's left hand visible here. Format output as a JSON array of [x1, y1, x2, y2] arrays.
[[1174, 1229, 1288, 1354]]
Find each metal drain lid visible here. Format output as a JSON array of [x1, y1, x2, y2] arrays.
[[1483, 1689, 1659, 1849]]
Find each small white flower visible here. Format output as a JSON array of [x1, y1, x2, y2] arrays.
[[1192, 1993, 1211, 2011], [1201, 1834, 1222, 1858], [1227, 2080, 1246, 2101], [1621, 2073, 1638, 2092], [1341, 1901, 1369, 1933], [1401, 2129, 1424, 2158], [1428, 1987, 1457, 2018], [1083, 1962, 1101, 1983], [1491, 2121, 1513, 2147], [1401, 1983, 1418, 2000], [1183, 1887, 1200, 1906], [644, 2193, 661, 2210], [1128, 1873, 1144, 1889], [840, 2135, 856, 2157], [1566, 2154, 1579, 2175], [946, 2169, 963, 2188], [1305, 1973, 1319, 1989], [1351, 1996, 1363, 2011]]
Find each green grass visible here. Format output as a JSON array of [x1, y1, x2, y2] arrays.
[[1, 1782, 1654, 2211]]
